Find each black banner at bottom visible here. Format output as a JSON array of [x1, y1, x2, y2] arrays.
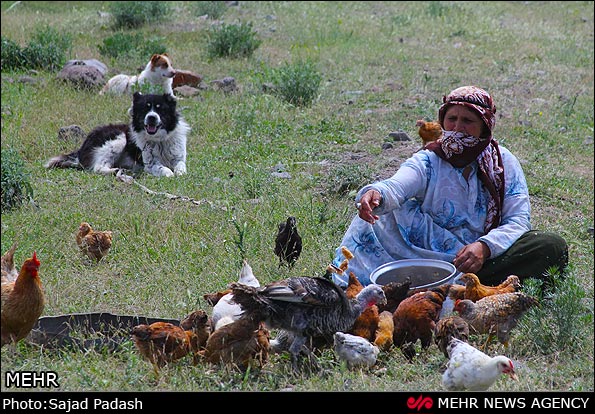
[[1, 391, 593, 412]]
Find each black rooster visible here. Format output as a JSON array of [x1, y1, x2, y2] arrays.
[[229, 276, 386, 371], [274, 216, 302, 268]]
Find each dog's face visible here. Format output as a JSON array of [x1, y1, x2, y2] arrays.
[[131, 92, 179, 135], [150, 54, 176, 78]]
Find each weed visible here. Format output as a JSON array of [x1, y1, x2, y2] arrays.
[[98, 32, 166, 60], [206, 22, 262, 59], [1, 25, 71, 71], [517, 269, 593, 355], [271, 59, 322, 107], [325, 164, 375, 196], [192, 1, 228, 20], [109, 1, 171, 29], [1, 148, 34, 212]]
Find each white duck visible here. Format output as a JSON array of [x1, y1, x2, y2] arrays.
[[333, 331, 379, 370], [442, 338, 518, 391], [211, 259, 259, 330]]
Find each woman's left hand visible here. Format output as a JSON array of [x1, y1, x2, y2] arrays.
[[453, 241, 490, 273]]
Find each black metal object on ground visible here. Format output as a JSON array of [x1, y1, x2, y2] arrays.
[[27, 312, 180, 351]]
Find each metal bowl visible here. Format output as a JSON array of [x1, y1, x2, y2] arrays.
[[369, 259, 458, 290]]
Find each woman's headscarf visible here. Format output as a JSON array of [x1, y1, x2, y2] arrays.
[[426, 86, 505, 233]]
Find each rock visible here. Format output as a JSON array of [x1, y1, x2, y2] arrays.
[[172, 70, 203, 88], [58, 125, 85, 142], [388, 131, 411, 142], [173, 85, 201, 97], [56, 62, 105, 90], [64, 59, 108, 76], [211, 76, 238, 93]]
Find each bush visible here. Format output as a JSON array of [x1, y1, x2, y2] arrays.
[[271, 60, 322, 107], [99, 33, 167, 59], [110, 1, 171, 29], [1, 37, 28, 71], [517, 270, 593, 354], [206, 22, 262, 59], [1, 26, 72, 72], [193, 1, 228, 20], [1, 149, 34, 212], [325, 164, 375, 196]]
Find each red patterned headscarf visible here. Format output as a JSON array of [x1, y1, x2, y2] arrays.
[[426, 86, 504, 232]]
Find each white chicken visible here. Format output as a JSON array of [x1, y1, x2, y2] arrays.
[[442, 338, 518, 391], [211, 259, 259, 330], [333, 331, 379, 370]]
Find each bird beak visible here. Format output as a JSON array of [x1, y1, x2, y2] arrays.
[[508, 372, 519, 381]]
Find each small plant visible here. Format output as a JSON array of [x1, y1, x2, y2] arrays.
[[109, 1, 171, 29], [325, 164, 375, 196], [1, 25, 71, 72], [1, 149, 34, 212], [271, 60, 322, 107], [99, 33, 167, 59], [193, 1, 227, 20], [1, 37, 28, 71], [231, 217, 248, 261], [206, 22, 262, 59], [518, 269, 593, 354], [98, 32, 137, 58]]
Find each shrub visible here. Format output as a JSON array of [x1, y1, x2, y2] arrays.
[[1, 26, 71, 72], [206, 22, 262, 59], [99, 33, 166, 59], [325, 164, 375, 196], [110, 1, 171, 29], [1, 36, 27, 71], [518, 269, 593, 354], [193, 1, 228, 20], [271, 60, 322, 107], [1, 149, 34, 212]]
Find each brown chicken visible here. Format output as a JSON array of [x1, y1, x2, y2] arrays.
[[434, 315, 470, 358], [201, 317, 270, 371], [377, 278, 412, 313], [179, 309, 211, 363], [459, 273, 521, 302], [1, 241, 18, 283], [416, 119, 443, 146], [454, 292, 539, 347], [345, 271, 364, 299], [448, 284, 466, 301], [131, 321, 202, 374], [349, 305, 379, 342], [373, 310, 395, 351], [392, 284, 448, 360], [76, 222, 113, 262], [1, 251, 45, 347]]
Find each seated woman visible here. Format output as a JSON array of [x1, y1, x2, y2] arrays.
[[332, 85, 568, 287]]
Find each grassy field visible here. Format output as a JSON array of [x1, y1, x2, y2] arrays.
[[1, 1, 593, 392]]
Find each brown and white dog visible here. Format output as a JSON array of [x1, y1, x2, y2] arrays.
[[100, 54, 176, 96]]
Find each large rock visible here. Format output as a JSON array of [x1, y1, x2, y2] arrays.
[[56, 60, 107, 90]]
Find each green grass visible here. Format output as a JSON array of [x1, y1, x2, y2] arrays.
[[1, 1, 593, 392]]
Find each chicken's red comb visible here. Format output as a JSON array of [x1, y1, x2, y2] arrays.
[[32, 251, 40, 266]]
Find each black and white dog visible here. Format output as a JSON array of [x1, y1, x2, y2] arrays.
[[45, 92, 189, 177]]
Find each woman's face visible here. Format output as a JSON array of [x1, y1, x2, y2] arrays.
[[443, 105, 485, 138]]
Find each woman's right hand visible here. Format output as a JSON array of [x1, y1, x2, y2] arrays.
[[357, 189, 381, 224]]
